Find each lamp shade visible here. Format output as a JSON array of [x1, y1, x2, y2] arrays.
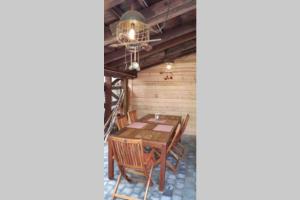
[[116, 10, 149, 49], [120, 10, 146, 23]]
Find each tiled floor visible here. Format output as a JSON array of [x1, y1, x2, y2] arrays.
[[104, 135, 196, 200]]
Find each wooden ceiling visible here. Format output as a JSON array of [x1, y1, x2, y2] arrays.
[[104, 0, 196, 78]]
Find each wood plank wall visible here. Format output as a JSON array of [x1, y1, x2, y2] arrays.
[[128, 53, 196, 135]]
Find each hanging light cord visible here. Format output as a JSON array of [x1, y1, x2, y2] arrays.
[[158, 0, 171, 32]]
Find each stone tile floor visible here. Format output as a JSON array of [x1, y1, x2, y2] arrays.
[[104, 135, 196, 200]]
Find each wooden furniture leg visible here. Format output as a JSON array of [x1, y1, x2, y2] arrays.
[[144, 165, 154, 200], [108, 141, 114, 179], [159, 144, 167, 191], [111, 174, 121, 200]]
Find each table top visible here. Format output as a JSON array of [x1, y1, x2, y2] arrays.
[[111, 114, 181, 145]]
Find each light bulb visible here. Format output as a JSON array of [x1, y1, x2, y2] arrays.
[[129, 62, 140, 71], [132, 62, 140, 71], [128, 28, 136, 40], [166, 63, 172, 70]]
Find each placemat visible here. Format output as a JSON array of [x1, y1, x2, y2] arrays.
[[153, 124, 174, 132], [127, 122, 148, 129]]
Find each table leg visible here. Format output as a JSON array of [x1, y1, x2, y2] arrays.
[[159, 144, 167, 191], [108, 140, 114, 179]]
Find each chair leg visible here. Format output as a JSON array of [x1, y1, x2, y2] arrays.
[[170, 150, 180, 160], [172, 145, 184, 158], [112, 173, 140, 200], [167, 149, 185, 173], [144, 166, 153, 200], [177, 143, 185, 156], [166, 160, 177, 173], [173, 159, 180, 172], [112, 174, 122, 200], [119, 166, 132, 183]]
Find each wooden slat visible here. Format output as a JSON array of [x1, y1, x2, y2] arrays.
[[110, 6, 124, 18], [104, 0, 125, 11], [104, 68, 137, 78]]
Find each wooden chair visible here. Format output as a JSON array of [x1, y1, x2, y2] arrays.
[[116, 115, 129, 130], [127, 110, 137, 124], [171, 114, 190, 161], [109, 137, 157, 200], [155, 114, 190, 173], [153, 124, 182, 173]]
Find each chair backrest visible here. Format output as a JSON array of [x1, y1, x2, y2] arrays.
[[116, 115, 128, 130], [167, 124, 182, 153], [110, 137, 145, 170], [127, 110, 137, 123], [181, 114, 190, 135], [174, 114, 190, 145]]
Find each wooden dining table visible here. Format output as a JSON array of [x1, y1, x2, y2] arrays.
[[108, 114, 181, 191]]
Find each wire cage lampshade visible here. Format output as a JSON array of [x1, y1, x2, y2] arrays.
[[116, 10, 150, 52]]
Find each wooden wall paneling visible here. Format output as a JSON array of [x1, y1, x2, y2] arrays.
[[128, 53, 196, 135]]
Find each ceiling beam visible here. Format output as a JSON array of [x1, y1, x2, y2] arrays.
[[143, 49, 196, 71], [111, 39, 196, 70], [143, 0, 196, 25], [139, 32, 195, 59], [106, 31, 196, 68], [104, 68, 137, 78], [105, 0, 196, 45], [164, 39, 196, 55], [110, 6, 124, 18], [104, 0, 125, 11], [140, 47, 196, 70], [104, 20, 196, 64], [136, 0, 163, 34]]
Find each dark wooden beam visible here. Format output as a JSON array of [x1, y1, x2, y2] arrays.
[[105, 46, 114, 54], [139, 32, 196, 59], [122, 79, 129, 114], [136, 0, 146, 7], [104, 21, 196, 64], [164, 39, 196, 55], [136, 0, 163, 34], [143, 0, 196, 25], [128, 39, 196, 70], [106, 31, 196, 68], [104, 68, 137, 79], [111, 39, 196, 71], [141, 47, 196, 70], [104, 0, 125, 11], [104, 76, 112, 122], [105, 0, 196, 45], [110, 6, 124, 18]]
